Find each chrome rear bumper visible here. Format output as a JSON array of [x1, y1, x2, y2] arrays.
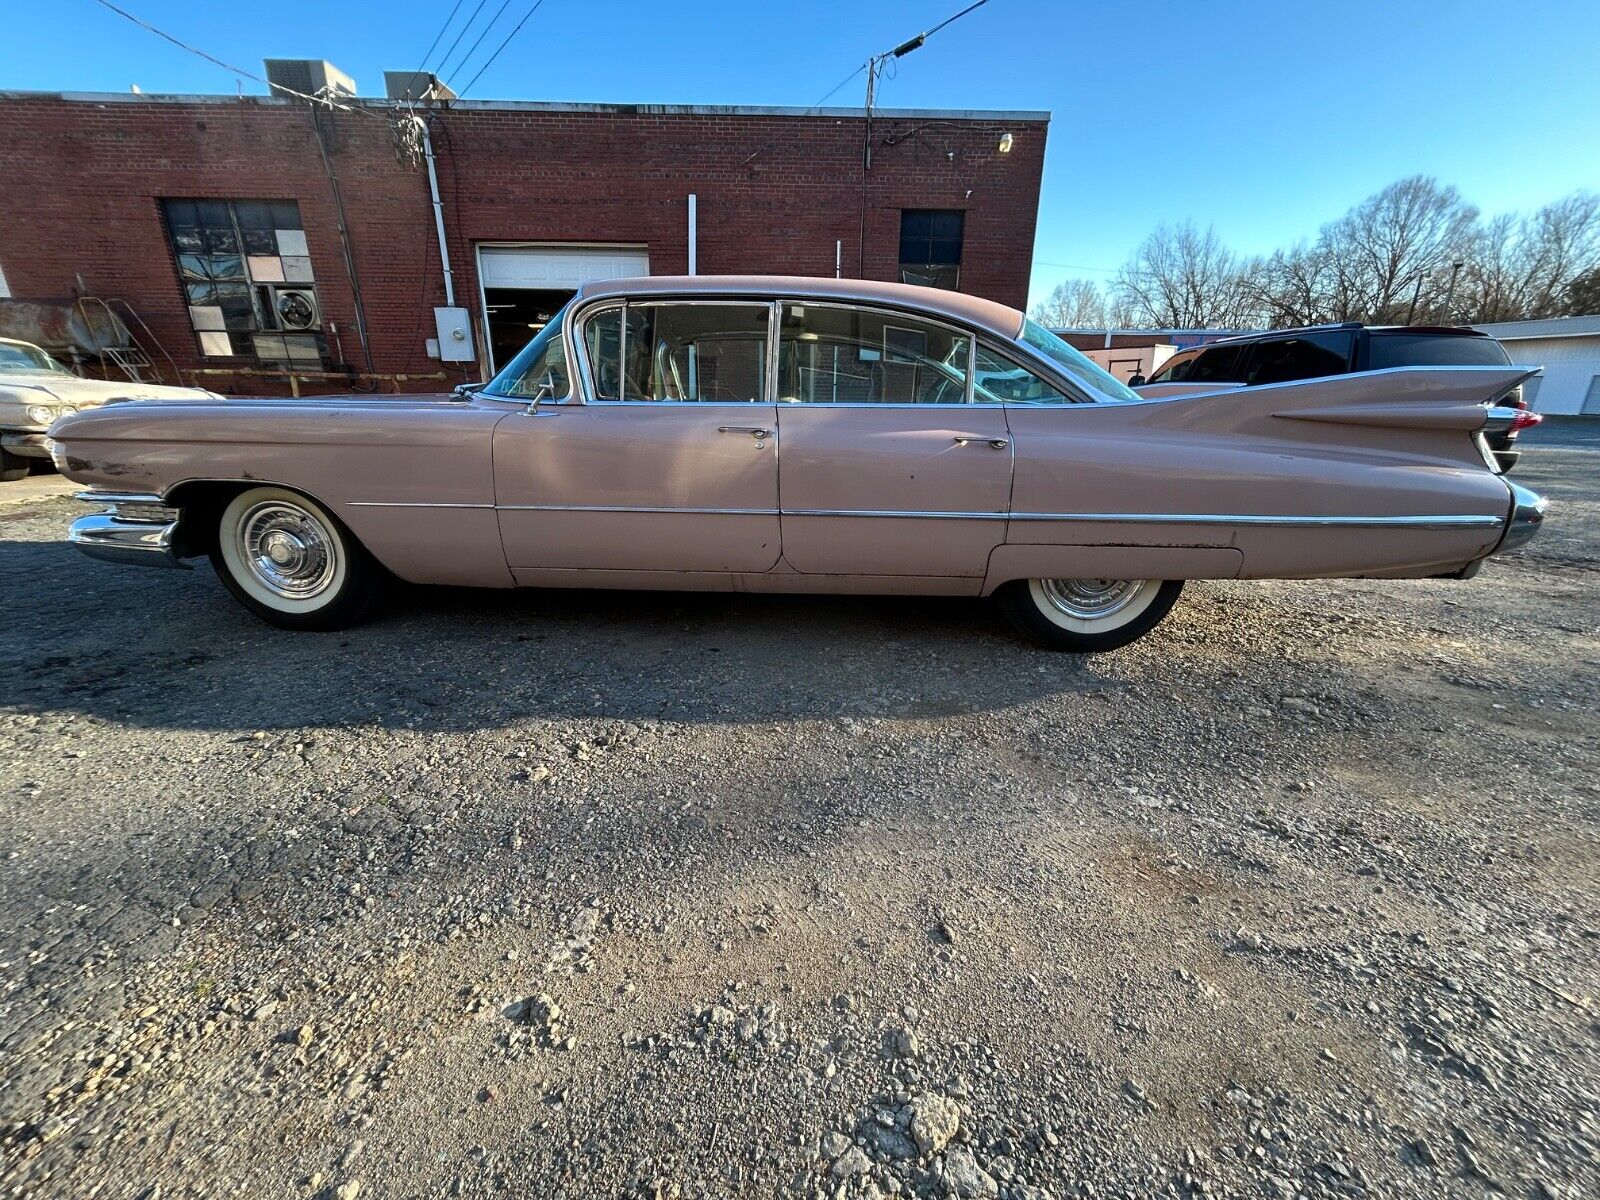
[[1494, 481, 1547, 554], [69, 492, 190, 570]]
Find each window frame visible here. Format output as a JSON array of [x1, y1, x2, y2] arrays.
[[898, 209, 965, 291], [573, 298, 778, 405], [559, 292, 1119, 409], [773, 300, 978, 407]]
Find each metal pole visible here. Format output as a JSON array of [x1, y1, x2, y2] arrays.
[[420, 118, 456, 307]]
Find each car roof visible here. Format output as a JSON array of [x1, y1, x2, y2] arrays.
[[573, 275, 1027, 342], [1201, 322, 1492, 349]]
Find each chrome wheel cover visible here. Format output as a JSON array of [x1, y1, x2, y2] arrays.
[[1037, 578, 1148, 621], [235, 501, 338, 600]]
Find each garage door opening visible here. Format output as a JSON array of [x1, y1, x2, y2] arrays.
[[476, 244, 649, 372], [484, 288, 572, 375]]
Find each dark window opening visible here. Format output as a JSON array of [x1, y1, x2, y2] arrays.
[[899, 210, 964, 290]]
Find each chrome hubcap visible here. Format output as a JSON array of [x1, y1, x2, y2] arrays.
[[237, 502, 336, 599], [1038, 578, 1146, 621]]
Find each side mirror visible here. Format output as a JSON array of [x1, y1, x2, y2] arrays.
[[524, 372, 562, 414]]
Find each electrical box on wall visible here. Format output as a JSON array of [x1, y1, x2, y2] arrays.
[[433, 307, 475, 362]]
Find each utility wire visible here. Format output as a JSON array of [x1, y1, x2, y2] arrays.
[[407, 0, 467, 93], [88, 0, 383, 118], [739, 63, 868, 167], [457, 0, 550, 100], [432, 0, 494, 83], [444, 0, 519, 92]]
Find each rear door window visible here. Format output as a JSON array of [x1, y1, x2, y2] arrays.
[[1243, 330, 1355, 385], [1368, 333, 1511, 369], [1186, 344, 1247, 383]]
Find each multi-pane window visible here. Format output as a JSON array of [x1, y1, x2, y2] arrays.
[[777, 304, 970, 404], [160, 199, 325, 368], [584, 303, 769, 402], [898, 210, 964, 290]]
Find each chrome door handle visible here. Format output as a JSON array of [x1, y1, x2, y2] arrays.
[[718, 426, 773, 439], [953, 435, 1009, 449]]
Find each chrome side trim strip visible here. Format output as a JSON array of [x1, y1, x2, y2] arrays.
[[496, 504, 777, 515], [347, 501, 496, 509], [786, 508, 1006, 520], [354, 502, 1503, 528], [1006, 512, 1502, 529]]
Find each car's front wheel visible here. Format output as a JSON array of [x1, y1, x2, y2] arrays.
[[997, 577, 1183, 652], [0, 446, 30, 482], [211, 486, 379, 630]]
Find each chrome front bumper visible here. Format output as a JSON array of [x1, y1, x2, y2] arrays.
[[1495, 481, 1547, 554], [1, 430, 52, 458], [69, 492, 190, 570]]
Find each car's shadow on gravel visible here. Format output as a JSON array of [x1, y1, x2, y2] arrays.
[[3, 536, 1144, 733]]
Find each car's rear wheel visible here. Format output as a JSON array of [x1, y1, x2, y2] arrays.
[[997, 577, 1183, 652], [211, 486, 378, 630]]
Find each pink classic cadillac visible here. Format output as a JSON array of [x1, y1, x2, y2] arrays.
[[56, 276, 1545, 651]]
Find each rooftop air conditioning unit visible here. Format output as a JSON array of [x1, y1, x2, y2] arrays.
[[383, 71, 457, 102], [263, 59, 358, 101]]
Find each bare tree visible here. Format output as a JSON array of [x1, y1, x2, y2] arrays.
[[1029, 278, 1108, 328], [1313, 176, 1477, 323], [1460, 192, 1600, 322], [1090, 179, 1597, 332], [1564, 264, 1600, 316], [1112, 222, 1263, 329]]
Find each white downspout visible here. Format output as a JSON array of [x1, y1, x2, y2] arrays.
[[688, 193, 698, 275], [419, 117, 456, 307]]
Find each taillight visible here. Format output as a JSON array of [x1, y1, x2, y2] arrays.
[[1510, 409, 1542, 431], [1506, 385, 1528, 410]]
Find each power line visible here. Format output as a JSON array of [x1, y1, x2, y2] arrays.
[[88, 0, 382, 118], [457, 0, 550, 100], [443, 0, 518, 89], [407, 0, 467, 94], [432, 0, 494, 83], [739, 63, 868, 168]]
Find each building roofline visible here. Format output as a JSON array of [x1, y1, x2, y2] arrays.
[[0, 89, 1050, 122]]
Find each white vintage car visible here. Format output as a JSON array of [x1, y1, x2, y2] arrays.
[[0, 336, 219, 480]]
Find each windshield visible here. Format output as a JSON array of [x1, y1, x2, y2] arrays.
[[483, 301, 573, 399], [0, 342, 69, 374], [1018, 320, 1139, 402]]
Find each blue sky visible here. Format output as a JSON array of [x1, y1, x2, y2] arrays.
[[13, 1, 1599, 308]]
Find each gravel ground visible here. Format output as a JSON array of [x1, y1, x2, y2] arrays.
[[1, 441, 1596, 1200]]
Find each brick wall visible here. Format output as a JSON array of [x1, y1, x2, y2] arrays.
[[0, 94, 1047, 393]]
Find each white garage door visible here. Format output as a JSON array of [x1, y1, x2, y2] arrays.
[[477, 245, 649, 290]]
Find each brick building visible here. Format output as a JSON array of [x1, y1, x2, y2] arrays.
[[0, 83, 1047, 392]]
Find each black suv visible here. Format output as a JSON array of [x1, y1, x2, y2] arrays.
[[1140, 324, 1530, 471]]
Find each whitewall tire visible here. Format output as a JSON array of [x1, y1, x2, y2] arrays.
[[997, 577, 1183, 652], [211, 486, 378, 629]]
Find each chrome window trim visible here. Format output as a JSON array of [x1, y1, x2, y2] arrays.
[[571, 298, 777, 405], [771, 299, 976, 406]]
